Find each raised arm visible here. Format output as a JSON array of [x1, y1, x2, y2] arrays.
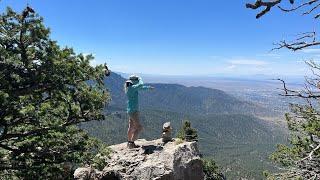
[[132, 78, 153, 90]]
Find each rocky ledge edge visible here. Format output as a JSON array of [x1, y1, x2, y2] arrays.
[[74, 138, 204, 180]]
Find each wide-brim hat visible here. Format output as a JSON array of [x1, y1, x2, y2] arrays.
[[129, 75, 139, 81]]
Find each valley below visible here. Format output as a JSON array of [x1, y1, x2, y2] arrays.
[[80, 73, 296, 179]]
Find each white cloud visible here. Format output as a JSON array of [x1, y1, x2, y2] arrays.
[[222, 58, 270, 75], [226, 64, 236, 69], [228, 59, 268, 66], [301, 48, 320, 53], [258, 53, 282, 59]]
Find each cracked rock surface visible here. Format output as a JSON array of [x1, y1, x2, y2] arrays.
[[74, 138, 204, 180]]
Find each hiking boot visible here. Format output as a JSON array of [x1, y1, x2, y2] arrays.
[[127, 141, 140, 149]]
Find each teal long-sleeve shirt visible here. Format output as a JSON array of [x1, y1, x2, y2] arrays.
[[126, 78, 152, 114]]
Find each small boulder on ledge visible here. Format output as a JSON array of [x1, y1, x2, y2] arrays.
[[74, 138, 204, 180], [162, 122, 173, 143]]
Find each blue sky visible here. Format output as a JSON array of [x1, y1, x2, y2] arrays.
[[1, 0, 319, 76]]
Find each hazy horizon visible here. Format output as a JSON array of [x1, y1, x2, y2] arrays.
[[115, 71, 306, 82]]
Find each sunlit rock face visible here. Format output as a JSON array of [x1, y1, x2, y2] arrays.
[[74, 138, 204, 180]]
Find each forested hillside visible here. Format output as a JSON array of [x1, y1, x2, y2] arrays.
[[80, 72, 288, 179]]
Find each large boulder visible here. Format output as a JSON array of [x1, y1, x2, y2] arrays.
[[74, 139, 204, 180]]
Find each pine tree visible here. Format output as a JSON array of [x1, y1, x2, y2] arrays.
[[0, 6, 110, 179], [177, 120, 198, 141], [246, 1, 320, 178], [202, 158, 225, 180], [267, 84, 320, 178]]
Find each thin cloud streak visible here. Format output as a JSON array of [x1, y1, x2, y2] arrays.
[[229, 59, 268, 66], [301, 48, 320, 53]]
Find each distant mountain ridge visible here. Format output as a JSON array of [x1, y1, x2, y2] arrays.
[[104, 72, 273, 116]]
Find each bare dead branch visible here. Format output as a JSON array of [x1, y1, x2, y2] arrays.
[[274, 78, 290, 95], [272, 31, 320, 51], [278, 0, 318, 13], [247, 2, 320, 178], [303, 2, 320, 15], [247, 0, 320, 19], [275, 78, 320, 98], [246, 0, 282, 19], [300, 144, 320, 161], [296, 32, 316, 41]]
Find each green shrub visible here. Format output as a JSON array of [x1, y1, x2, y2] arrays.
[[202, 158, 225, 180], [176, 120, 198, 141]]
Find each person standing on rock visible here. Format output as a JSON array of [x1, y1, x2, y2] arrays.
[[124, 75, 154, 149]]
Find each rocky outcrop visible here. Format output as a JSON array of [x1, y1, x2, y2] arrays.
[[74, 138, 204, 180]]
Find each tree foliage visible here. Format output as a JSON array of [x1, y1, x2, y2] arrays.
[[202, 158, 225, 180], [247, 1, 320, 179], [267, 66, 320, 179], [0, 6, 110, 179], [176, 120, 198, 141]]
